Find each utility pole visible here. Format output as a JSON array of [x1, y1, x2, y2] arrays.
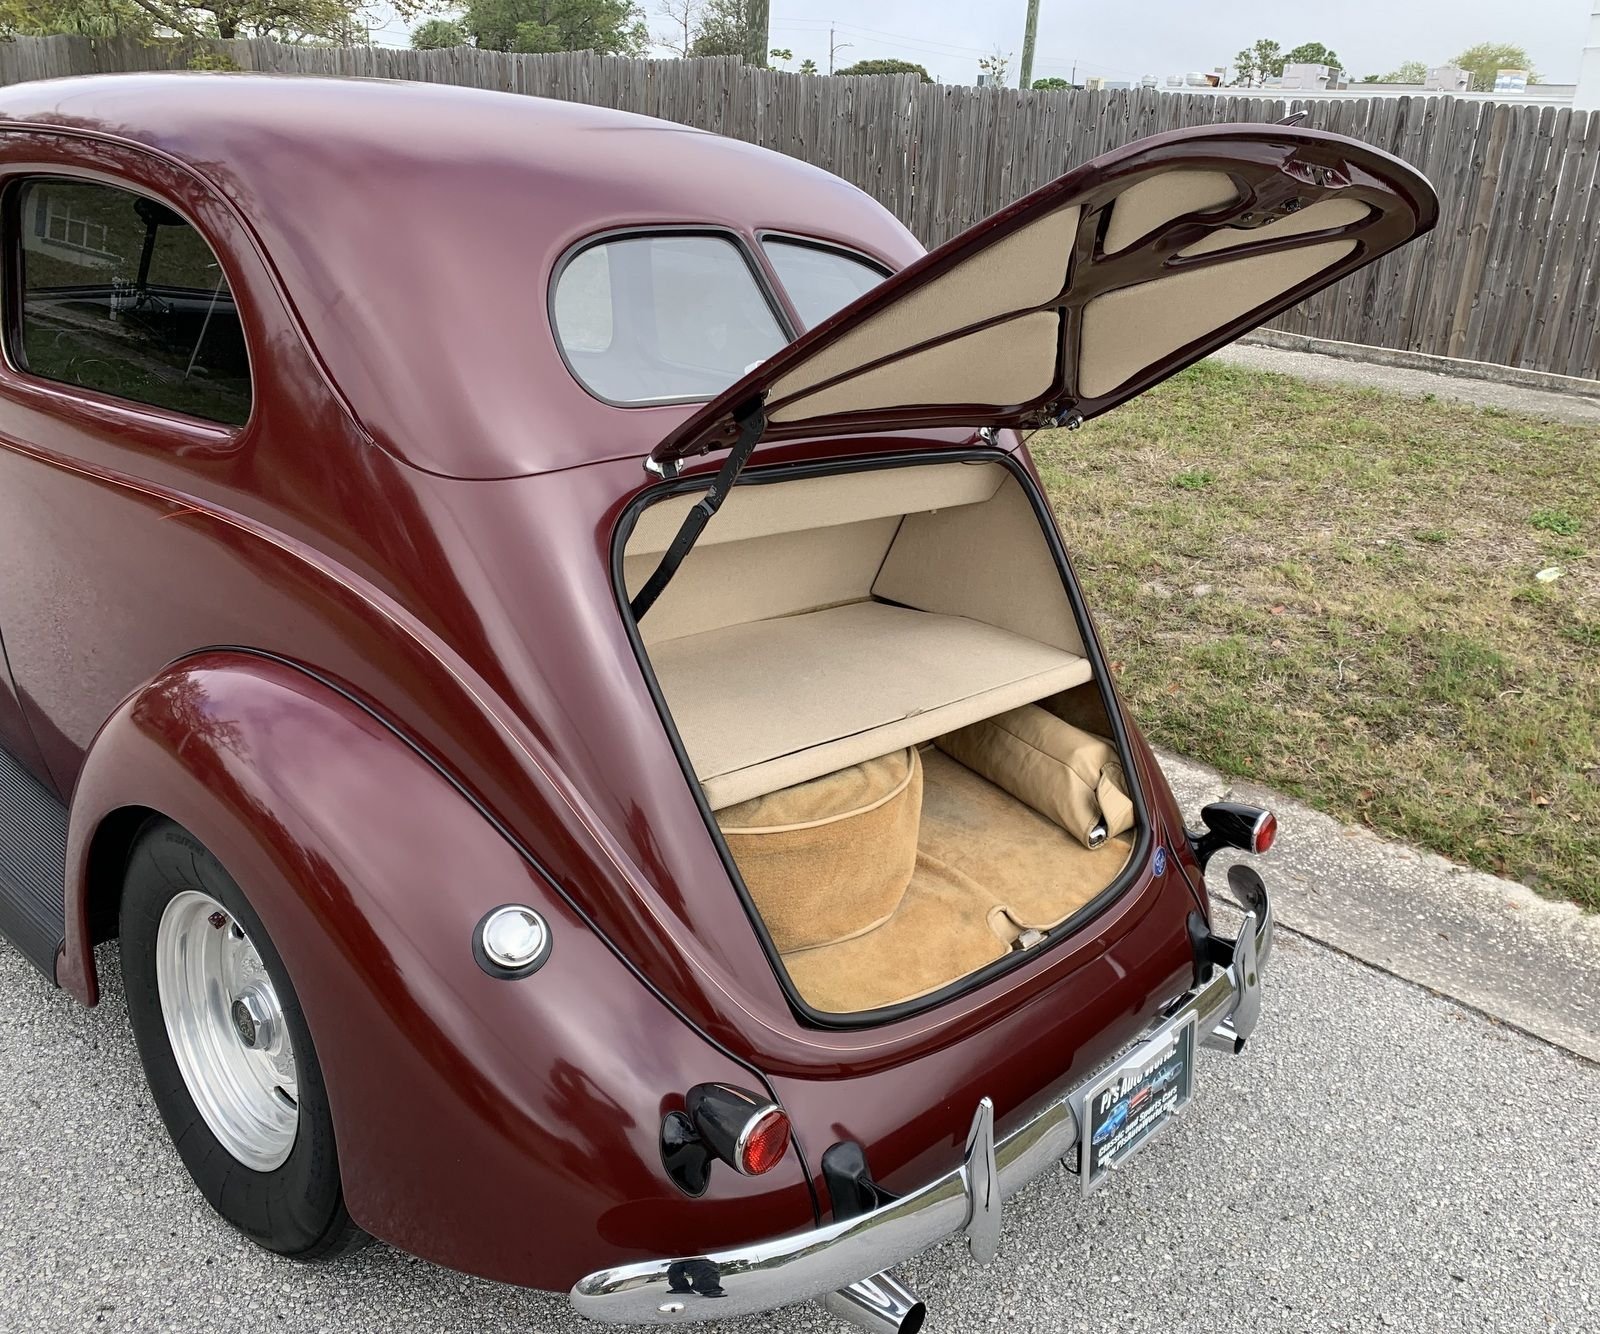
[[745, 0, 770, 69], [829, 26, 852, 75], [1019, 0, 1040, 89], [1578, 0, 1600, 111]]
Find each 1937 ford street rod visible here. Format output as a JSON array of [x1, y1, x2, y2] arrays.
[[0, 74, 1434, 1330]]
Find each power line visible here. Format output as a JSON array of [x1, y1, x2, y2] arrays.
[[769, 17, 1141, 79]]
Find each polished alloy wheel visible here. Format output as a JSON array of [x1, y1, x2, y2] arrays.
[[155, 889, 300, 1171]]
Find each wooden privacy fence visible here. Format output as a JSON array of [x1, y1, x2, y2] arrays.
[[3, 35, 1597, 380]]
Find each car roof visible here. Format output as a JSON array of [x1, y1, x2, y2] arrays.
[[0, 73, 922, 478]]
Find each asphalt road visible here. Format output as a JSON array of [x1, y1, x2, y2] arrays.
[[3, 916, 1597, 1334]]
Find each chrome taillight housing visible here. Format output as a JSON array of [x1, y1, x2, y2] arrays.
[[661, 1083, 792, 1195], [1190, 801, 1277, 870]]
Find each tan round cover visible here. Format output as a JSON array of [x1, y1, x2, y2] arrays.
[[716, 748, 922, 953]]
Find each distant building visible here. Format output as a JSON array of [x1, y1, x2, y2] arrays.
[[1581, 0, 1600, 111], [1425, 65, 1469, 91], [1494, 68, 1529, 93], [1276, 62, 1344, 91]]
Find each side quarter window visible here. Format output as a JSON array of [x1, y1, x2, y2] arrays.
[[9, 177, 252, 426]]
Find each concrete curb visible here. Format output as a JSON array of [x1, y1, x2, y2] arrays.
[[1239, 328, 1600, 402], [1156, 748, 1600, 1065]]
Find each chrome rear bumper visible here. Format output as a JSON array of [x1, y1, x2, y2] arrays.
[[571, 867, 1273, 1326]]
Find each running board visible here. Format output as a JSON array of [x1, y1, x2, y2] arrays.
[[0, 744, 68, 981]]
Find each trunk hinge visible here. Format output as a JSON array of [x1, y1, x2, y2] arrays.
[[630, 396, 768, 622]]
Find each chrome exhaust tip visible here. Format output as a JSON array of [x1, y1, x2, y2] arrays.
[[819, 1270, 926, 1334]]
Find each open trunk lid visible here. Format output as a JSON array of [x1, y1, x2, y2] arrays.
[[649, 122, 1437, 468]]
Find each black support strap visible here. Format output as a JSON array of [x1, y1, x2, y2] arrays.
[[630, 399, 768, 622]]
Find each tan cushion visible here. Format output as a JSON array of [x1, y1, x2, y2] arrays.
[[934, 705, 1133, 848], [717, 748, 922, 953]]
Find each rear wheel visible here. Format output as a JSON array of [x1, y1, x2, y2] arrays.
[[119, 818, 368, 1259]]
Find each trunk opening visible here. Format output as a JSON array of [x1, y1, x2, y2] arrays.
[[618, 452, 1144, 1019]]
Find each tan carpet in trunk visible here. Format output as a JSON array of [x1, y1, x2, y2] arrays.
[[779, 748, 1133, 1013]]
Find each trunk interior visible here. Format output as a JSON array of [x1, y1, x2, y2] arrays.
[[623, 458, 1139, 1016]]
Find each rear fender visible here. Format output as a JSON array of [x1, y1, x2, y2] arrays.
[[64, 652, 814, 1288]]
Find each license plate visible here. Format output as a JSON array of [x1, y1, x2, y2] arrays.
[[1079, 1012, 1196, 1193]]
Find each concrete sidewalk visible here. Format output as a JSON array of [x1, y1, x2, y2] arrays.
[[1159, 749, 1600, 1064], [1213, 341, 1600, 426]]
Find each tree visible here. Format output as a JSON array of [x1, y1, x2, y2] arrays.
[[1283, 40, 1339, 71], [1381, 59, 1428, 84], [834, 57, 932, 82], [977, 49, 1010, 87], [3, 0, 395, 40], [1231, 38, 1283, 87], [685, 0, 743, 56], [462, 0, 648, 54], [684, 0, 768, 64], [1029, 76, 1071, 90], [798, 56, 817, 75], [411, 16, 467, 46], [652, 0, 696, 56], [1453, 42, 1537, 91], [1, 0, 143, 36], [1360, 73, 1382, 83], [768, 46, 790, 68]]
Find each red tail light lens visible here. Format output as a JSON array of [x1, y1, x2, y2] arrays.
[[738, 1108, 791, 1175], [1252, 811, 1278, 854]]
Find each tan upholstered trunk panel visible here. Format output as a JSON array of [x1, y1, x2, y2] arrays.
[[770, 311, 1061, 423], [1078, 240, 1356, 398], [1102, 170, 1241, 252], [648, 600, 1091, 809], [769, 206, 1081, 404], [624, 462, 1006, 556], [873, 473, 1084, 655], [1178, 197, 1372, 257], [624, 516, 900, 645]]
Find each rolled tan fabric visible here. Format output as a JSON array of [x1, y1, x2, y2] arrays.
[[716, 748, 922, 953], [935, 704, 1133, 848]]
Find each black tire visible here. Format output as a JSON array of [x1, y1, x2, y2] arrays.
[[119, 817, 369, 1260]]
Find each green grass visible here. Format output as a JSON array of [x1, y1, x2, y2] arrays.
[[1531, 508, 1582, 537], [1031, 361, 1600, 912]]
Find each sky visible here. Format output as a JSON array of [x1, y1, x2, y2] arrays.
[[363, 1, 1592, 87]]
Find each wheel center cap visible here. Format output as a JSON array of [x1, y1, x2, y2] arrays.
[[230, 987, 279, 1052], [230, 997, 260, 1047]]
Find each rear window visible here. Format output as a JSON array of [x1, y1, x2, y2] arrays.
[[13, 177, 251, 426], [761, 238, 886, 328], [553, 233, 786, 405]]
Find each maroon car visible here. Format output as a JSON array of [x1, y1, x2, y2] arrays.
[[0, 75, 1434, 1330]]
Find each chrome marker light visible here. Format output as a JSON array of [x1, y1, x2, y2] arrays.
[[473, 904, 553, 977]]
